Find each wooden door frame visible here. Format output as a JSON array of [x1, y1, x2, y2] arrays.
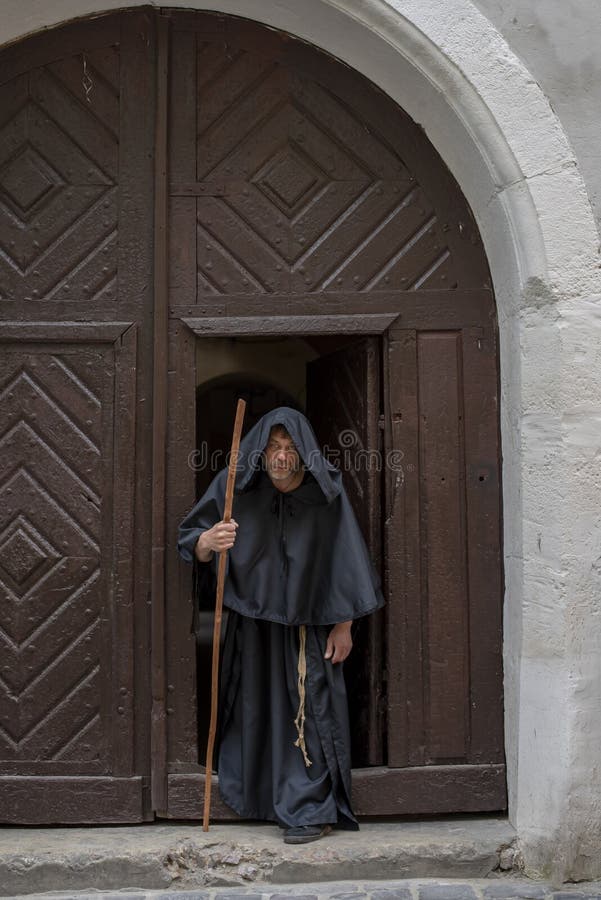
[[159, 309, 398, 818], [153, 306, 505, 820], [150, 11, 170, 817]]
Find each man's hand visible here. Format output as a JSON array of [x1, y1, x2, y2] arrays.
[[324, 621, 353, 664], [195, 519, 238, 562]]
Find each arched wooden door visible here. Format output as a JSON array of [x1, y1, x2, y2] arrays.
[[0, 9, 505, 823]]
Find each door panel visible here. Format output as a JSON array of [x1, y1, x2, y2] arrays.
[[0, 12, 155, 823], [418, 331, 469, 761], [0, 324, 142, 823], [306, 337, 384, 767], [0, 345, 106, 770], [166, 12, 489, 314], [385, 328, 504, 793], [462, 328, 504, 763], [0, 41, 118, 306]]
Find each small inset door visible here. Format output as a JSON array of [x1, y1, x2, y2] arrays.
[[306, 337, 384, 767]]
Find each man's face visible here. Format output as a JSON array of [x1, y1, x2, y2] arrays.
[[264, 427, 301, 483]]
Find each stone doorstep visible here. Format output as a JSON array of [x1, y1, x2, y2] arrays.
[[0, 817, 517, 897]]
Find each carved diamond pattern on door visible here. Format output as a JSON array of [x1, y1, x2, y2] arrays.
[[253, 144, 325, 218], [190, 41, 458, 296], [0, 145, 63, 222], [0, 350, 105, 764], [0, 12, 151, 823], [0, 48, 119, 303], [0, 515, 60, 596]]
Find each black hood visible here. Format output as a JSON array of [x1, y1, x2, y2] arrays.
[[178, 405, 385, 627], [235, 406, 342, 504]]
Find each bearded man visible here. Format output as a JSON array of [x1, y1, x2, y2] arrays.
[[177, 406, 384, 844]]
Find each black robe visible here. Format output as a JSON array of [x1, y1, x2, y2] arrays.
[[177, 407, 384, 828]]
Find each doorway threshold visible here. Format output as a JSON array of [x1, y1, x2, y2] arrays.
[[0, 816, 515, 896]]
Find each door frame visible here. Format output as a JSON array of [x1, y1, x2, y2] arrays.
[[158, 303, 506, 818], [157, 309, 397, 818]]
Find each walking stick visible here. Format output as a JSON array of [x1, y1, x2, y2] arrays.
[[203, 398, 246, 832]]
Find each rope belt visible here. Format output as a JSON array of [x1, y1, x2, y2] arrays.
[[293, 624, 313, 767]]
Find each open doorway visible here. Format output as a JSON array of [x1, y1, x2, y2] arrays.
[[193, 334, 385, 771]]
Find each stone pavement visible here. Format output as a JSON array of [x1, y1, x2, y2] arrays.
[[15, 879, 601, 900]]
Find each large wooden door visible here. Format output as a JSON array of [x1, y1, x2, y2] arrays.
[[163, 12, 505, 817], [0, 8, 505, 823], [0, 13, 155, 822]]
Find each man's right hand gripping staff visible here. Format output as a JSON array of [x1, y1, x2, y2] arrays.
[[195, 519, 238, 562]]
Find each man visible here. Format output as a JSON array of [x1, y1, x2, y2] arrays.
[[177, 407, 384, 844]]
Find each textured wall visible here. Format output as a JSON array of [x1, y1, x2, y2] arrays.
[[469, 1, 601, 879], [472, 0, 601, 233]]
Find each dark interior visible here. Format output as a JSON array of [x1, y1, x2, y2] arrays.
[[194, 334, 383, 768]]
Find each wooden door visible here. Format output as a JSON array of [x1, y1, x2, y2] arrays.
[[370, 325, 505, 813], [306, 338, 384, 767], [163, 11, 505, 817], [0, 13, 155, 822], [0, 7, 505, 822]]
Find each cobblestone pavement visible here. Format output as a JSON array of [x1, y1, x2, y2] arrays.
[[19, 879, 601, 900]]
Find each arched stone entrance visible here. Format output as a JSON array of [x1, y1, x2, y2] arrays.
[[2, 1, 600, 879]]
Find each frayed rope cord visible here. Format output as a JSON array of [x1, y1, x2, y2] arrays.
[[293, 624, 313, 767]]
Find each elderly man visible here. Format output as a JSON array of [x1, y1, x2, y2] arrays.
[[177, 407, 384, 844]]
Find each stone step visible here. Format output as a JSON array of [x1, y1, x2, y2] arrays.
[[0, 817, 516, 897]]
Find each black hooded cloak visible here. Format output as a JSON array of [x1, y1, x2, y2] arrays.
[[177, 406, 384, 830]]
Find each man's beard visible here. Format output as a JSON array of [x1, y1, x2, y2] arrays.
[[267, 463, 298, 480]]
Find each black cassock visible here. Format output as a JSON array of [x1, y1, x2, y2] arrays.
[[177, 407, 384, 830]]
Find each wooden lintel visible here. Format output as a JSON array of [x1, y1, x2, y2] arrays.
[[181, 313, 400, 336]]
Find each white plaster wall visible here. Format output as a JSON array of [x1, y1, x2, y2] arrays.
[[3, 0, 601, 882], [472, 0, 601, 236]]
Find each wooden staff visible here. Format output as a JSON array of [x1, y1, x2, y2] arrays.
[[203, 397, 246, 831]]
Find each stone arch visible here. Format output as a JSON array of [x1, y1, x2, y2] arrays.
[[2, 0, 600, 879]]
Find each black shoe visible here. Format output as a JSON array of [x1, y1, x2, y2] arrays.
[[283, 823, 332, 844]]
